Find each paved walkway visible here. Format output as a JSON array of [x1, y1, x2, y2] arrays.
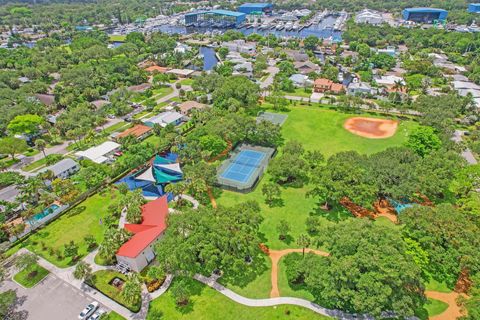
[[268, 249, 329, 298], [194, 274, 367, 319]]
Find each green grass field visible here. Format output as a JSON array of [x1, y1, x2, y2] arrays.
[[426, 279, 453, 293], [13, 263, 49, 288], [281, 106, 418, 157], [104, 312, 126, 320], [9, 189, 120, 267], [109, 35, 126, 42], [147, 277, 329, 320]]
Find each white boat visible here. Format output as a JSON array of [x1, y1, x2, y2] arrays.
[[276, 22, 284, 30]]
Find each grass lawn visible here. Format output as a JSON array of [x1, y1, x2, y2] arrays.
[[152, 86, 174, 99], [9, 189, 120, 267], [179, 79, 194, 86], [280, 106, 418, 157], [218, 253, 272, 299], [104, 121, 129, 134], [416, 298, 449, 320], [104, 312, 126, 320], [13, 263, 49, 288], [89, 270, 141, 312], [281, 88, 312, 98], [147, 277, 329, 320], [109, 35, 126, 42], [426, 279, 453, 293]]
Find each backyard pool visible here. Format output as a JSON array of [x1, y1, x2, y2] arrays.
[[29, 204, 60, 224]]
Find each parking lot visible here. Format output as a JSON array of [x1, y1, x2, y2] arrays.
[[1, 273, 109, 320]]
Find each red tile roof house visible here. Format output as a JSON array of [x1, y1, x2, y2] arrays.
[[314, 78, 345, 94], [116, 196, 169, 272]]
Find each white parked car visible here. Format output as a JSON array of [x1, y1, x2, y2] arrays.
[[89, 309, 106, 320], [78, 302, 99, 320]]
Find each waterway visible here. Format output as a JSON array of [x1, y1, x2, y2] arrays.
[[200, 46, 219, 70], [150, 15, 342, 41]]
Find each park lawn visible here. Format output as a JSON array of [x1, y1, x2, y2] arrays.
[[89, 270, 141, 312], [280, 106, 418, 157], [11, 189, 120, 267], [218, 253, 272, 299], [217, 174, 352, 251], [13, 263, 49, 288], [425, 298, 449, 317], [416, 298, 449, 320], [426, 279, 453, 293], [147, 277, 329, 320]]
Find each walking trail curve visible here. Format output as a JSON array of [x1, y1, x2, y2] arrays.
[[269, 248, 329, 298], [425, 291, 466, 320]]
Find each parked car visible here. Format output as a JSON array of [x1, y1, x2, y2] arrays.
[[88, 309, 106, 320], [78, 302, 98, 320]]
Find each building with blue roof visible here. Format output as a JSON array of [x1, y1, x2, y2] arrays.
[[185, 9, 247, 27], [238, 3, 273, 15], [402, 8, 448, 23], [468, 3, 480, 13]]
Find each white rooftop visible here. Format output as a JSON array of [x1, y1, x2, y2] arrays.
[[75, 141, 120, 164]]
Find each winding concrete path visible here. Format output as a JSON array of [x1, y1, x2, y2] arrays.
[[194, 273, 368, 319], [269, 249, 329, 298]]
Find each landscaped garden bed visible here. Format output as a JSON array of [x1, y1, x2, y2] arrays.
[[13, 262, 49, 288], [87, 270, 141, 312]]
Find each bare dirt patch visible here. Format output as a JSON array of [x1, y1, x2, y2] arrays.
[[344, 117, 399, 139]]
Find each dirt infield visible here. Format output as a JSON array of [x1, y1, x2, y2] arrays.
[[344, 117, 399, 139]]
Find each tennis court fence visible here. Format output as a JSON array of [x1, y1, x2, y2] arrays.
[[217, 144, 275, 193]]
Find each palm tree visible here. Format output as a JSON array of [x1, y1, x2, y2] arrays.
[[35, 139, 47, 158], [121, 274, 142, 306], [296, 234, 311, 256], [73, 261, 92, 281]]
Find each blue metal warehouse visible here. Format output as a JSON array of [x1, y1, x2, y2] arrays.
[[185, 10, 247, 28], [468, 3, 480, 13], [402, 8, 448, 23], [238, 3, 273, 15]]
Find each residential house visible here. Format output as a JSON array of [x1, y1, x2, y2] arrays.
[[38, 158, 80, 180], [91, 100, 110, 110], [145, 65, 170, 74], [223, 40, 256, 55], [233, 61, 253, 77], [289, 74, 311, 87], [314, 78, 345, 94], [75, 141, 121, 164], [143, 111, 184, 128], [116, 196, 169, 272], [115, 124, 153, 141], [178, 101, 207, 115], [284, 49, 309, 62], [166, 69, 195, 78], [347, 81, 375, 96], [127, 83, 152, 93], [374, 75, 405, 90], [35, 94, 55, 107], [294, 61, 320, 75], [174, 42, 191, 54]]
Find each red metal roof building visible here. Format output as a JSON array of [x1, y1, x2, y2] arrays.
[[116, 196, 169, 271]]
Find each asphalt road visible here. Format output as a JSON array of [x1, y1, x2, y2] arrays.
[[1, 274, 108, 320]]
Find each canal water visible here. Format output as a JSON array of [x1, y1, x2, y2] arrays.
[[152, 15, 343, 41], [200, 46, 219, 70]]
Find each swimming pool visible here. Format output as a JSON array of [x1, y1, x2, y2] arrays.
[[29, 204, 60, 224]]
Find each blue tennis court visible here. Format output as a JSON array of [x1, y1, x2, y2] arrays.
[[220, 150, 266, 183]]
